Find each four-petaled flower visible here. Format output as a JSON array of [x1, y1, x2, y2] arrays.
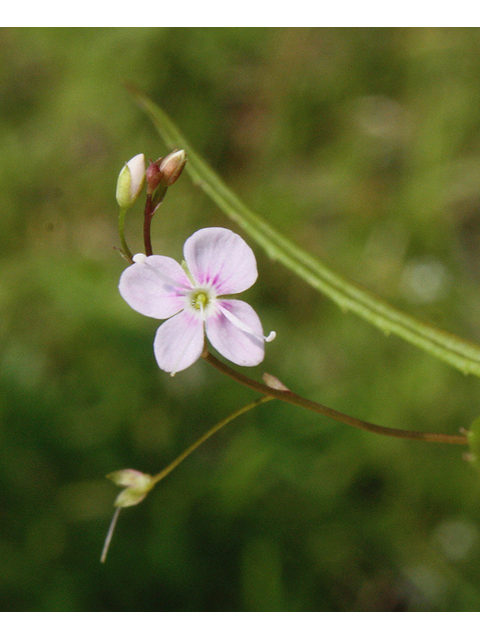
[[119, 227, 275, 375]]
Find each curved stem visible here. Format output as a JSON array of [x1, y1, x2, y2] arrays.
[[202, 350, 468, 445], [151, 395, 273, 485], [101, 396, 272, 563], [100, 506, 121, 564], [118, 207, 133, 262]]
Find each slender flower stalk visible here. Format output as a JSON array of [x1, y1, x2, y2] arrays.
[[100, 507, 121, 564], [101, 395, 272, 563], [143, 193, 156, 257], [118, 207, 134, 263], [202, 349, 469, 445], [151, 396, 272, 484]]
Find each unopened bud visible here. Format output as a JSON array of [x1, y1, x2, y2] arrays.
[[116, 153, 146, 209], [262, 373, 290, 392], [107, 468, 154, 507], [146, 159, 163, 195], [158, 149, 187, 187]]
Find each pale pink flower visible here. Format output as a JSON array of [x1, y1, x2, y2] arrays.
[[119, 227, 275, 375]]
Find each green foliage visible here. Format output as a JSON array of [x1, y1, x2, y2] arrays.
[[3, 27, 480, 612]]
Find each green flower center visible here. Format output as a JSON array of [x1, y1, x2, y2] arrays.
[[190, 289, 212, 312]]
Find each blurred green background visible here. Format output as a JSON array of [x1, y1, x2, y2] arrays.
[[3, 27, 480, 611]]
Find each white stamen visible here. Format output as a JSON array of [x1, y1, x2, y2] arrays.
[[133, 253, 147, 264], [219, 306, 276, 342]]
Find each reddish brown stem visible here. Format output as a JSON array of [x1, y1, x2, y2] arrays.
[[143, 195, 155, 256], [202, 350, 469, 445]]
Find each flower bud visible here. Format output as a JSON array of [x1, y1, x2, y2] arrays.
[[262, 372, 290, 391], [116, 153, 146, 209], [107, 468, 154, 507], [158, 149, 187, 187], [146, 159, 164, 195]]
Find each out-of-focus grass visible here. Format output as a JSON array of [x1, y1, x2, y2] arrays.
[[2, 27, 480, 611]]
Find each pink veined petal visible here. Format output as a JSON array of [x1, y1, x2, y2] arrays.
[[205, 299, 265, 366], [119, 255, 191, 319], [153, 311, 205, 374], [183, 227, 258, 295]]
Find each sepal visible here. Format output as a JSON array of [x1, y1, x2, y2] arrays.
[[107, 468, 154, 507]]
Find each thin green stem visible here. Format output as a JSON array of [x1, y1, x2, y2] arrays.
[[118, 207, 133, 262], [100, 506, 121, 564], [202, 351, 468, 445], [151, 396, 273, 485], [101, 397, 271, 563]]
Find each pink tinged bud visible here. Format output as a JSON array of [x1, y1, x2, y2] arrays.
[[116, 153, 146, 209], [107, 468, 154, 507], [158, 149, 187, 187], [145, 159, 162, 195]]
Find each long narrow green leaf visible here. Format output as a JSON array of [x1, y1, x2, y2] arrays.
[[131, 87, 480, 378]]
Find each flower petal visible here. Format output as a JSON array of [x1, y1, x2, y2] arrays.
[[119, 255, 191, 319], [153, 311, 205, 374], [184, 227, 258, 295], [205, 299, 265, 366]]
